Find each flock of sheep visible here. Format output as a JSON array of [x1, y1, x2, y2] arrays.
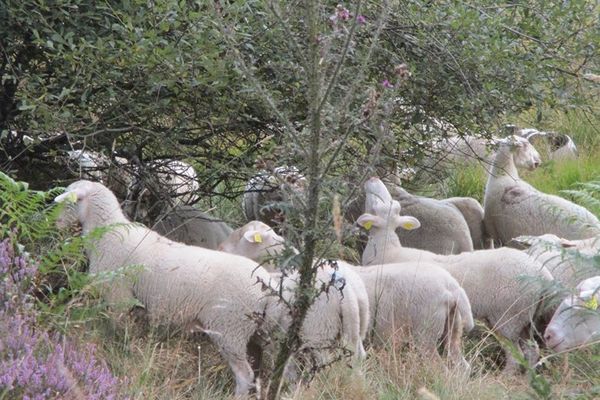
[[50, 126, 599, 397]]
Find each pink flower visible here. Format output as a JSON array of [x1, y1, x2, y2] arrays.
[[357, 15, 366, 25], [382, 79, 394, 89], [336, 4, 351, 21]]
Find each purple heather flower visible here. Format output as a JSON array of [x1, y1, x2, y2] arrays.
[[382, 79, 394, 89], [357, 15, 366, 25], [0, 234, 127, 399]]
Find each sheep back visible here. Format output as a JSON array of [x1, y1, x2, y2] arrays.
[[154, 206, 233, 250]]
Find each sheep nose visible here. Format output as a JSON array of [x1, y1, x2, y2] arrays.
[[533, 161, 540, 169]]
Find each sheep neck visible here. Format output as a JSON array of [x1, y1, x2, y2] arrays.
[[489, 145, 519, 181], [370, 227, 403, 250], [81, 192, 130, 234]]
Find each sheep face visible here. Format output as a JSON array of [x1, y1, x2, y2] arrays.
[[218, 220, 286, 265], [54, 181, 97, 229], [508, 136, 541, 170], [544, 290, 600, 352], [357, 199, 421, 233]]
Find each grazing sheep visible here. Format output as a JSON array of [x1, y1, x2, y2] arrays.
[[54, 180, 277, 396], [352, 263, 474, 369], [364, 177, 474, 255], [153, 206, 233, 250], [125, 159, 200, 222], [544, 276, 600, 352], [483, 136, 600, 245], [218, 221, 368, 358], [510, 234, 600, 288], [426, 135, 498, 171], [443, 197, 490, 249], [218, 221, 473, 368], [274, 262, 365, 376], [518, 128, 578, 161], [243, 166, 306, 228], [360, 179, 554, 371]]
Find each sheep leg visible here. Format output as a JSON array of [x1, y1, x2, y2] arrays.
[[444, 305, 470, 371], [224, 352, 255, 397], [502, 339, 528, 373], [214, 338, 255, 396]]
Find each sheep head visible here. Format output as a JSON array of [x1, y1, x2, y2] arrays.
[[544, 276, 600, 352], [218, 220, 288, 266], [500, 135, 541, 170]]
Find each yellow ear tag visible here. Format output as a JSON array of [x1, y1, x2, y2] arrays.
[[401, 221, 415, 230], [253, 233, 263, 243], [584, 296, 598, 311], [363, 221, 373, 231], [65, 191, 78, 203]]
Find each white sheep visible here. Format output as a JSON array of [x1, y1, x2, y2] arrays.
[[544, 276, 600, 352], [483, 135, 600, 245], [360, 178, 554, 371], [218, 221, 368, 360], [364, 177, 474, 254], [518, 128, 578, 161], [153, 206, 233, 250], [218, 221, 473, 369], [273, 262, 364, 377], [510, 234, 600, 289], [352, 262, 474, 369], [442, 197, 490, 249], [54, 180, 277, 396]]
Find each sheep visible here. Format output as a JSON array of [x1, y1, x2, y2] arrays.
[[483, 135, 600, 245], [66, 150, 199, 222], [359, 178, 554, 371], [54, 180, 278, 396], [153, 206, 233, 250], [364, 177, 474, 254], [218, 221, 368, 359], [543, 276, 600, 352], [426, 135, 498, 171], [352, 262, 474, 369], [218, 221, 474, 369], [125, 159, 200, 222], [518, 128, 578, 161], [442, 197, 490, 249], [273, 262, 364, 378], [509, 234, 600, 289], [242, 166, 306, 228]]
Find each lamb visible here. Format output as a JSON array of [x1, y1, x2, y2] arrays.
[[218, 221, 474, 369], [543, 276, 600, 352], [483, 135, 600, 245], [218, 221, 368, 359], [242, 166, 306, 228], [360, 177, 554, 371], [364, 177, 474, 254], [510, 234, 600, 288], [54, 180, 278, 396], [153, 206, 233, 250]]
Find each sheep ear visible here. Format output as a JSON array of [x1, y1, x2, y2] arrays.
[[54, 187, 87, 204], [559, 238, 577, 248], [397, 216, 420, 230], [243, 230, 264, 244], [357, 213, 383, 231], [579, 290, 599, 310]]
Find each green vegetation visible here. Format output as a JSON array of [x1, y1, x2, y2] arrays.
[[1, 0, 599, 398]]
